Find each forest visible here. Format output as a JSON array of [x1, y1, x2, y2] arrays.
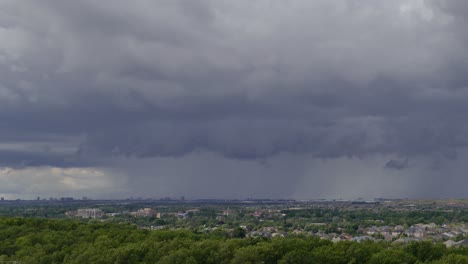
[[2, 217, 468, 264]]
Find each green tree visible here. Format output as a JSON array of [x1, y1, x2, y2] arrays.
[[232, 227, 246, 238], [368, 249, 416, 264]]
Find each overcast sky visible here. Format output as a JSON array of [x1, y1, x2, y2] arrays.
[[1, 0, 468, 199]]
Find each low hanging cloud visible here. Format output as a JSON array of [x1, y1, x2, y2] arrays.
[[1, 1, 468, 198]]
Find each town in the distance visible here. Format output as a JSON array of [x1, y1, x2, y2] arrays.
[[2, 196, 468, 248]]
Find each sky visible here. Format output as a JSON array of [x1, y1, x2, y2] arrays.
[[1, 0, 468, 200]]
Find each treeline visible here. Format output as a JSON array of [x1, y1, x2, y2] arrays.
[[281, 208, 468, 226], [1, 218, 468, 264]]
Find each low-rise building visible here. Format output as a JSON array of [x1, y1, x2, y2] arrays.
[[131, 208, 159, 217], [66, 208, 103, 218]]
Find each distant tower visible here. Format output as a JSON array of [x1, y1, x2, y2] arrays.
[[0, 197, 4, 201], [181, 196, 185, 201], [37, 196, 40, 201]]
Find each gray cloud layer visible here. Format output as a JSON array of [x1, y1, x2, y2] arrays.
[[1, 0, 468, 198]]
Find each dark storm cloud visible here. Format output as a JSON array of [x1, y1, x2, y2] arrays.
[[1, 0, 468, 167], [385, 158, 409, 170]]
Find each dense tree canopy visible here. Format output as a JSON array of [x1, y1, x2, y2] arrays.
[[1, 218, 468, 263]]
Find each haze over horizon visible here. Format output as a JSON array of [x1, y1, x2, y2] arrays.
[[1, 0, 468, 200]]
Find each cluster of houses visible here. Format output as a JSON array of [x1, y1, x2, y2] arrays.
[[65, 208, 160, 219], [358, 223, 468, 242], [129, 208, 201, 219], [63, 204, 468, 248], [323, 223, 468, 247], [235, 222, 468, 247], [65, 207, 203, 220]]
